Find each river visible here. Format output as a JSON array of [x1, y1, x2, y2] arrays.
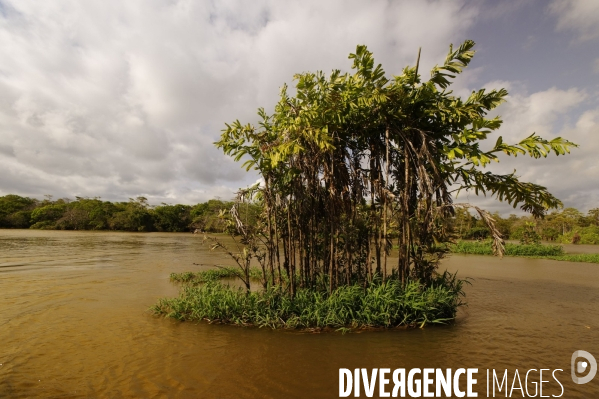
[[1, 230, 598, 398]]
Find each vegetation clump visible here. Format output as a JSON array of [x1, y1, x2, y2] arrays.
[[153, 272, 466, 330], [541, 254, 599, 264], [450, 241, 564, 256], [170, 267, 263, 284], [450, 207, 599, 243], [450, 240, 599, 263], [449, 241, 599, 263], [156, 40, 575, 329], [559, 226, 599, 245]]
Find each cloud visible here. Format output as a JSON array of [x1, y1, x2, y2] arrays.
[[492, 87, 586, 143], [549, 0, 599, 41], [458, 85, 597, 214], [531, 106, 599, 212], [0, 0, 479, 204]]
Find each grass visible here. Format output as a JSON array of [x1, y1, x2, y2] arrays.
[[170, 267, 263, 284], [153, 271, 467, 330], [451, 241, 564, 256], [450, 240, 599, 264], [533, 254, 599, 264]]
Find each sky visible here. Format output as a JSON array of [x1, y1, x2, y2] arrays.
[[0, 0, 597, 215]]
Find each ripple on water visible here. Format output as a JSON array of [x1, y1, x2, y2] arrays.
[[0, 230, 598, 398]]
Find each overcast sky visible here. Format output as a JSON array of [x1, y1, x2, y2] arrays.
[[0, 0, 597, 215]]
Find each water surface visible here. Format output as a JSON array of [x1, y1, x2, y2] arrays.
[[1, 230, 598, 398]]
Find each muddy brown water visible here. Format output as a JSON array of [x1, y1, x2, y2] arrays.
[[1, 230, 598, 398]]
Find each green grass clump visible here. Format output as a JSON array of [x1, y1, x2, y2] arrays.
[[534, 254, 599, 264], [449, 240, 599, 263], [170, 267, 263, 284], [152, 272, 466, 330], [450, 241, 564, 256]]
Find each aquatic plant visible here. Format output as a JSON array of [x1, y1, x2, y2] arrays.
[[449, 240, 599, 263], [537, 254, 599, 264], [170, 267, 263, 285], [153, 271, 466, 330], [450, 241, 564, 256]]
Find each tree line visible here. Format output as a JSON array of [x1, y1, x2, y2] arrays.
[[3, 192, 594, 246], [452, 207, 599, 244], [0, 194, 260, 233]]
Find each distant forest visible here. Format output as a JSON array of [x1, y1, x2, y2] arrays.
[[1, 194, 598, 244], [0, 194, 259, 233], [453, 207, 599, 244]]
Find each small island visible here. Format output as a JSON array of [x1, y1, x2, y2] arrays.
[[153, 40, 577, 330]]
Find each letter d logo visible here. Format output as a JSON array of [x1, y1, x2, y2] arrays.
[[571, 350, 597, 384]]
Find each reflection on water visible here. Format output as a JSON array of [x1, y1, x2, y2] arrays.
[[1, 230, 598, 398]]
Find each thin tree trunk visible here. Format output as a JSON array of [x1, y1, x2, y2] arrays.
[[383, 126, 390, 281], [287, 201, 295, 297]]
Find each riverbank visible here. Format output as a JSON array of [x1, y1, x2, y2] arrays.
[[450, 240, 599, 264]]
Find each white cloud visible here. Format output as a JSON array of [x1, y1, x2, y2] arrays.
[[0, 0, 479, 203], [494, 87, 586, 143], [460, 86, 597, 214], [549, 0, 599, 41]]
